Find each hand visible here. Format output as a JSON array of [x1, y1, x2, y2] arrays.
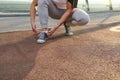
[[31, 22, 38, 35], [47, 27, 56, 36]]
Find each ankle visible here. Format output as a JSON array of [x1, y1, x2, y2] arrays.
[[41, 28, 47, 31], [41, 28, 48, 33]]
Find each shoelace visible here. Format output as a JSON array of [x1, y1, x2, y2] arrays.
[[39, 32, 47, 40]]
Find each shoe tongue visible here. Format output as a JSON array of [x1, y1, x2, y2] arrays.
[[41, 32, 48, 37]]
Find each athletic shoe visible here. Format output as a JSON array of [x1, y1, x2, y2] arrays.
[[37, 31, 48, 43], [64, 22, 73, 36]]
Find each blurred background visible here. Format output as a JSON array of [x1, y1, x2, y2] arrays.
[[0, 0, 32, 13], [0, 0, 120, 13]]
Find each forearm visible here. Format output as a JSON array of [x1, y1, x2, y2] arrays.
[[30, 0, 39, 34], [53, 2, 73, 30], [30, 4, 36, 25], [55, 10, 72, 29]]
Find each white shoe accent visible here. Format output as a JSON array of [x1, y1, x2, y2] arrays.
[[37, 39, 46, 43], [66, 32, 74, 36], [37, 31, 48, 44]]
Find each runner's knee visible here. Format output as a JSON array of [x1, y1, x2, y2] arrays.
[[72, 8, 90, 25]]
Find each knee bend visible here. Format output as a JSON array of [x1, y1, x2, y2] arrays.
[[72, 18, 89, 26], [80, 18, 89, 25], [72, 9, 90, 25]]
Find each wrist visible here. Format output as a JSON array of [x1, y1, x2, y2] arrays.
[[31, 21, 35, 24], [55, 23, 61, 28], [54, 25, 58, 30], [31, 21, 35, 26]]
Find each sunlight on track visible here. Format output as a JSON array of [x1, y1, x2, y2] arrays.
[[109, 26, 120, 32]]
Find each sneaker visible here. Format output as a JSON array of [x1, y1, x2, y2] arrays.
[[37, 31, 48, 43], [64, 22, 73, 36]]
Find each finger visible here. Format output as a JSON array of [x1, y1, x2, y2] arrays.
[[48, 29, 53, 33], [34, 30, 38, 34], [32, 28, 37, 32], [47, 31, 53, 37]]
